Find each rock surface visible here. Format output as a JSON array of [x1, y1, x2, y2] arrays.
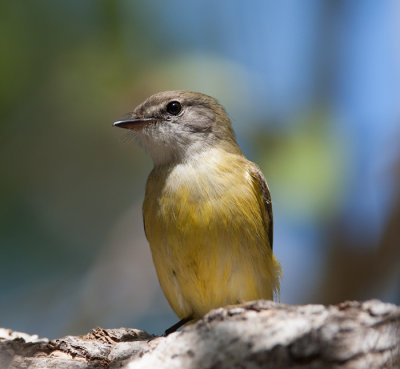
[[1, 300, 399, 369]]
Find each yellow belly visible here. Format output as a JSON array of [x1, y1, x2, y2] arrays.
[[143, 152, 281, 319]]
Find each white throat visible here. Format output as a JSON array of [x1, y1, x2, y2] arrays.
[[137, 131, 212, 167]]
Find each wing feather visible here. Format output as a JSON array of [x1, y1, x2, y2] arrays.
[[248, 164, 273, 250]]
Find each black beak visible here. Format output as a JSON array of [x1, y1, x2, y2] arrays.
[[113, 118, 158, 130]]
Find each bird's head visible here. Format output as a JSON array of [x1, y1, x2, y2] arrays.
[[113, 91, 240, 166]]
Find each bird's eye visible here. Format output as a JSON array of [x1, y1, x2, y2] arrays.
[[166, 101, 182, 115]]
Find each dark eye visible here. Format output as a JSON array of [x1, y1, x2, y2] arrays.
[[166, 101, 182, 115]]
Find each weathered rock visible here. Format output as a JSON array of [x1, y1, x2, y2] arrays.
[[1, 300, 399, 369]]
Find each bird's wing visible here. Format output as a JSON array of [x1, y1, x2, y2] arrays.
[[248, 164, 273, 250], [143, 213, 148, 241]]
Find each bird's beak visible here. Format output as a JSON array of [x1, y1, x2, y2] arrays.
[[113, 118, 158, 130]]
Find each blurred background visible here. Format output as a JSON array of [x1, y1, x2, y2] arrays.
[[1, 0, 400, 339]]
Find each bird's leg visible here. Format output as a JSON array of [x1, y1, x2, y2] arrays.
[[164, 315, 193, 336]]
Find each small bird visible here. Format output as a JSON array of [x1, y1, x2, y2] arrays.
[[113, 91, 281, 334]]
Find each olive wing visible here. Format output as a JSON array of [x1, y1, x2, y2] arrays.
[[248, 164, 273, 250]]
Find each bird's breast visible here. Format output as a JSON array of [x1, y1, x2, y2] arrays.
[[141, 150, 277, 318], [143, 152, 262, 236]]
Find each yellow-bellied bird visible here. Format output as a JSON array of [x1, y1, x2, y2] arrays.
[[113, 91, 281, 334]]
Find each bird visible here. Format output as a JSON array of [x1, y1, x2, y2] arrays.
[[113, 90, 282, 334]]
